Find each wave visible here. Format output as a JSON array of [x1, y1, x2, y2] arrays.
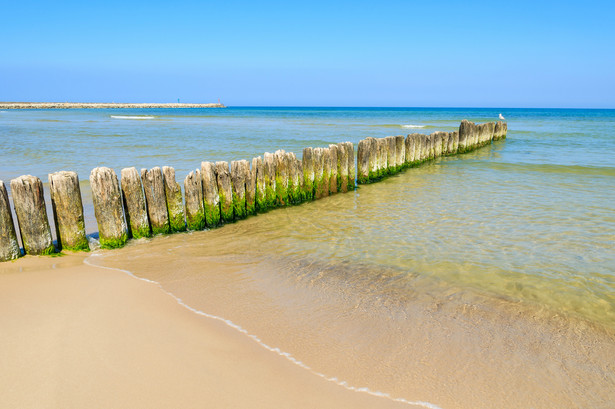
[[370, 124, 437, 129], [83, 253, 443, 409], [402, 124, 427, 129], [110, 115, 156, 120]]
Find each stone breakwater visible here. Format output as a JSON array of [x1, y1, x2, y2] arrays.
[[0, 102, 225, 109], [0, 119, 506, 260]]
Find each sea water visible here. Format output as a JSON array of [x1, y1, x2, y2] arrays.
[[2, 107, 614, 407]]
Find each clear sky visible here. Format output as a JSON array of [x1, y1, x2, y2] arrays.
[[2, 0, 614, 107]]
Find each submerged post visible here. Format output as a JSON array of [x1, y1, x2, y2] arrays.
[[48, 171, 88, 251], [336, 143, 349, 192], [231, 160, 248, 220], [357, 139, 370, 184], [141, 167, 170, 235], [121, 167, 151, 239], [10, 175, 55, 255], [162, 166, 186, 233], [201, 161, 221, 227], [90, 167, 127, 249], [184, 169, 205, 231], [345, 142, 355, 189], [0, 181, 21, 261], [216, 161, 234, 223]]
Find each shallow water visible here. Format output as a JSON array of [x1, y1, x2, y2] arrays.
[[3, 107, 615, 407]]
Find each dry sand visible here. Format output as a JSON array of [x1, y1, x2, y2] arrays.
[[0, 254, 424, 409]]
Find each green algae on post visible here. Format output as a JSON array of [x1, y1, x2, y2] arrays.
[[301, 147, 315, 201], [121, 167, 151, 239], [274, 150, 289, 207], [10, 175, 55, 255], [328, 145, 338, 195], [200, 161, 221, 228], [216, 161, 234, 223], [48, 171, 89, 251], [184, 169, 206, 231], [253, 156, 266, 213], [89, 167, 128, 250], [162, 166, 187, 233], [0, 180, 21, 261], [230, 160, 248, 220], [141, 167, 171, 235], [336, 142, 349, 192], [344, 142, 355, 189], [246, 159, 257, 216], [263, 152, 277, 209], [287, 152, 303, 204]]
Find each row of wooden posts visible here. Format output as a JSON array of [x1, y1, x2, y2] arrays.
[[0, 120, 506, 262]]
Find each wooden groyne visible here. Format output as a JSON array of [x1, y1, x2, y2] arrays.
[[0, 120, 506, 260]]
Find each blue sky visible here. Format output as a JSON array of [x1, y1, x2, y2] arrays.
[[2, 0, 614, 107]]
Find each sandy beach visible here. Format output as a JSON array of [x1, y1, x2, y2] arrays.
[[0, 254, 424, 409]]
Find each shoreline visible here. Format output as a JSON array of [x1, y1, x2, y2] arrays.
[[0, 102, 226, 109], [0, 253, 425, 409]]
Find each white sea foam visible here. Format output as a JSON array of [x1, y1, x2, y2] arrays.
[[110, 115, 156, 120], [83, 253, 444, 409], [402, 124, 426, 128]]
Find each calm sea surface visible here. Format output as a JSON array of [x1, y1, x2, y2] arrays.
[[1, 107, 613, 327], [3, 107, 615, 407]]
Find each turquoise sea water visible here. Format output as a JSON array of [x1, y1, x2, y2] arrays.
[[1, 107, 614, 328]]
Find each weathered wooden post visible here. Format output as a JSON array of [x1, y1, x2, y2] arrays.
[[336, 143, 349, 192], [322, 147, 331, 197], [48, 171, 88, 251], [368, 138, 379, 182], [253, 156, 266, 212], [405, 134, 415, 165], [288, 152, 302, 204], [433, 132, 443, 158], [357, 139, 370, 184], [395, 135, 405, 170], [313, 147, 325, 198], [0, 181, 21, 261], [442, 132, 450, 155], [493, 121, 507, 140], [344, 142, 355, 189], [263, 152, 276, 209], [162, 166, 186, 232], [274, 150, 289, 206], [458, 120, 470, 153], [328, 145, 338, 194], [184, 169, 205, 231], [246, 159, 257, 215], [141, 167, 170, 235], [201, 161, 221, 227], [216, 161, 234, 222], [377, 138, 388, 177], [121, 167, 150, 239], [452, 130, 459, 153], [385, 136, 396, 174], [231, 160, 248, 220], [486, 122, 496, 145], [302, 147, 315, 201], [90, 168, 127, 249], [10, 175, 55, 255]]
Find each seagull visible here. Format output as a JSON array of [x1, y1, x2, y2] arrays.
[[499, 113, 506, 120]]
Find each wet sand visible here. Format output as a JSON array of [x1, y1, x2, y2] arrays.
[[0, 255, 423, 409]]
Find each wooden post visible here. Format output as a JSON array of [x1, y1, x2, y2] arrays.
[[395, 135, 405, 170], [263, 152, 276, 209], [141, 167, 170, 235], [121, 167, 150, 239], [368, 138, 379, 182], [231, 160, 248, 220], [162, 166, 186, 232], [313, 147, 325, 199], [201, 161, 221, 227], [328, 145, 338, 194], [405, 134, 415, 165], [452, 130, 459, 153], [0, 181, 21, 261], [89, 168, 127, 249], [246, 159, 257, 215], [377, 138, 388, 177], [357, 139, 370, 184], [458, 120, 470, 153], [216, 161, 234, 223], [10, 175, 55, 255], [274, 150, 289, 206], [184, 169, 205, 231], [48, 171, 89, 251], [288, 152, 302, 204], [385, 136, 396, 174], [302, 147, 314, 201], [433, 132, 442, 158], [336, 143, 349, 192], [253, 156, 266, 212], [345, 142, 355, 189]]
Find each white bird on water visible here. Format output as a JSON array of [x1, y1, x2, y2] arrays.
[[499, 113, 506, 120]]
